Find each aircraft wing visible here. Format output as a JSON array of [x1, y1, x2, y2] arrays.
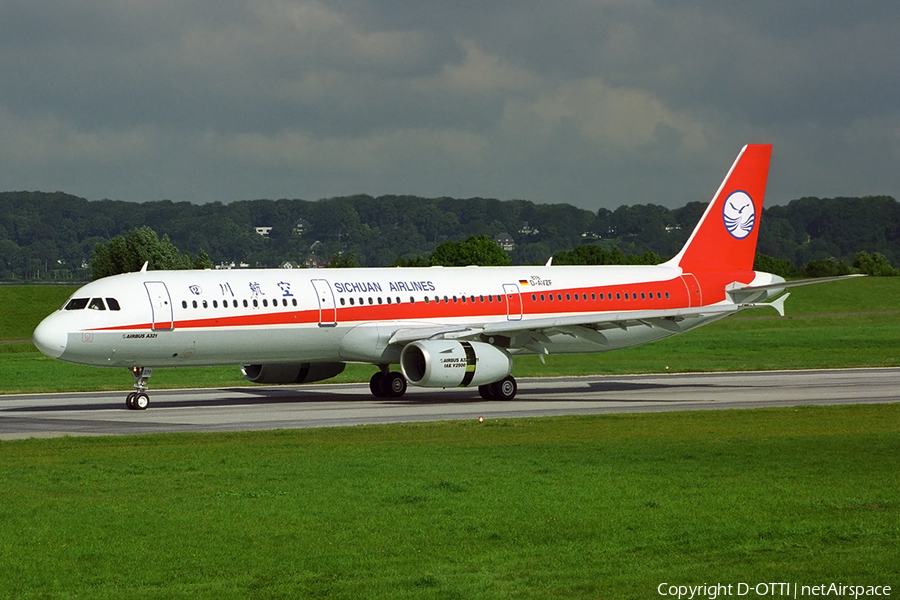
[[387, 300, 782, 352]]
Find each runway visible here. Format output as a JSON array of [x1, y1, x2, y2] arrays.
[[1, 367, 898, 439]]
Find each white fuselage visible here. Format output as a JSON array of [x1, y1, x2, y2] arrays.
[[33, 263, 769, 370]]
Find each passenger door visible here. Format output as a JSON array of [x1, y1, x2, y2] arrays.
[[144, 281, 174, 330], [503, 283, 523, 321], [311, 279, 338, 327]]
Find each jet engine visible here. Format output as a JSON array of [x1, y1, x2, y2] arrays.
[[241, 362, 346, 384], [400, 340, 512, 388]]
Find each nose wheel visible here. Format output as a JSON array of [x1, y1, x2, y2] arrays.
[[126, 367, 153, 410]]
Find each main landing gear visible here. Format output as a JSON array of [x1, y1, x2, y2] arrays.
[[369, 368, 408, 398], [367, 368, 518, 401], [126, 366, 152, 410], [478, 376, 518, 401]]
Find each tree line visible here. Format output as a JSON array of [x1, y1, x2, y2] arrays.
[[1, 191, 898, 280]]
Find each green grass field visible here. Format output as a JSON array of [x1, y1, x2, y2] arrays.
[[1, 281, 898, 598], [2, 278, 898, 394], [1, 406, 898, 599]]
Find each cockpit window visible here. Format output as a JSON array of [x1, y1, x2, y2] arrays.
[[88, 298, 106, 310], [65, 298, 89, 310], [106, 298, 121, 311]]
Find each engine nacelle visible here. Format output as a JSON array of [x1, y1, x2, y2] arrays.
[[241, 362, 345, 384], [400, 340, 512, 388]]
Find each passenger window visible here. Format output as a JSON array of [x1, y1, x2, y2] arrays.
[[88, 298, 106, 310], [202, 300, 208, 308], [548, 294, 553, 301], [243, 299, 248, 307], [593, 293, 597, 300], [479, 295, 485, 302], [641, 292, 646, 300], [566, 293, 571, 301], [349, 298, 355, 305], [616, 293, 621, 300], [192, 300, 198, 308], [292, 299, 297, 306], [182, 301, 188, 309], [532, 294, 537, 301], [262, 299, 268, 307], [213, 300, 218, 308], [409, 296, 414, 304], [252, 299, 258, 307], [665, 292, 670, 299], [368, 298, 374, 305], [557, 294, 562, 301]]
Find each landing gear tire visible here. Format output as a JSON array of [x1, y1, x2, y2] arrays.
[[134, 393, 150, 410], [126, 392, 137, 410], [483, 376, 517, 401], [369, 372, 386, 398], [383, 371, 407, 398], [478, 384, 496, 400]]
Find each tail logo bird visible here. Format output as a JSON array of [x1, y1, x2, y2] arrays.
[[722, 190, 756, 239]]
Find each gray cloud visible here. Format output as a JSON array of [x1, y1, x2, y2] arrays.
[[2, 0, 898, 209]]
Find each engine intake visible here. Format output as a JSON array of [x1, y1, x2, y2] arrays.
[[241, 362, 345, 384], [400, 340, 512, 388]]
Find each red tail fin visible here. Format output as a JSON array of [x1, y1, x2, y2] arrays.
[[667, 144, 772, 273]]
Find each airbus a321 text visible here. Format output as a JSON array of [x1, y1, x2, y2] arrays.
[[33, 145, 854, 409]]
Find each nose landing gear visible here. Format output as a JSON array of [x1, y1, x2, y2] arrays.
[[126, 366, 152, 410]]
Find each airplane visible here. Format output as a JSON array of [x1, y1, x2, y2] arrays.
[[32, 144, 854, 410]]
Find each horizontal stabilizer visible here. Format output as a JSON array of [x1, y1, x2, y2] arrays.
[[727, 274, 864, 303]]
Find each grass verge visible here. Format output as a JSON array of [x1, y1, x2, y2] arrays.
[[0, 405, 898, 599]]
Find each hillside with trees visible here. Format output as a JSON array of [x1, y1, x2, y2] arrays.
[[1, 191, 898, 281]]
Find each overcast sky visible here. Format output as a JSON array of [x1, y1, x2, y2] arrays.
[[2, 1, 899, 210]]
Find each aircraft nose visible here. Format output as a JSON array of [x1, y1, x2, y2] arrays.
[[33, 316, 67, 359]]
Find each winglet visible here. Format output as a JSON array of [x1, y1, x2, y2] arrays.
[[742, 292, 790, 316], [769, 292, 789, 317]]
